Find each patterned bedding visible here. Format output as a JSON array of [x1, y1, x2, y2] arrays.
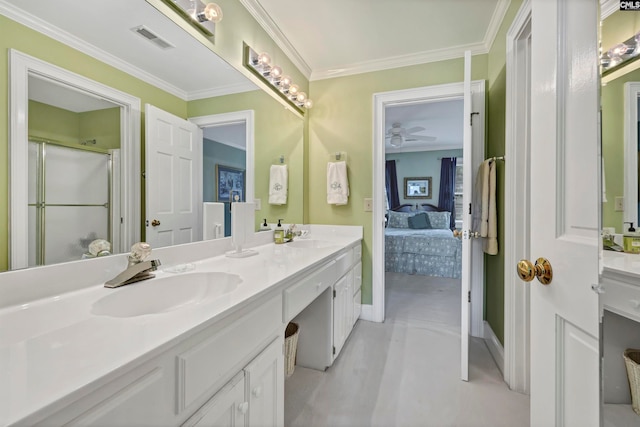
[[385, 227, 462, 279]]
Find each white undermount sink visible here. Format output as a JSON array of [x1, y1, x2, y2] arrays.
[[286, 239, 335, 249], [92, 272, 241, 317]]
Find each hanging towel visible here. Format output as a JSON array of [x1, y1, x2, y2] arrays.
[[472, 159, 498, 255], [203, 202, 225, 240], [269, 164, 288, 205], [327, 161, 349, 205]]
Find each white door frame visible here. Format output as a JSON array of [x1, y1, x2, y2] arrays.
[[370, 81, 485, 337], [504, 0, 532, 394], [9, 49, 141, 269], [189, 111, 255, 206]]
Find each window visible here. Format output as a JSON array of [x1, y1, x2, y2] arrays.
[[454, 158, 464, 227]]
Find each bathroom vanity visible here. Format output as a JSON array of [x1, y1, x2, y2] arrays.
[[0, 225, 362, 427], [601, 252, 640, 426]]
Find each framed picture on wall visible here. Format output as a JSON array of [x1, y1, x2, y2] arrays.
[[216, 164, 245, 202], [404, 177, 432, 199]]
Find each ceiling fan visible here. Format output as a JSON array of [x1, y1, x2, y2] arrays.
[[385, 122, 436, 147]]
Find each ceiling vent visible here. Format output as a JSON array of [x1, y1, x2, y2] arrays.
[[131, 26, 175, 50]]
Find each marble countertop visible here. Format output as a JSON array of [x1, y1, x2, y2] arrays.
[[0, 227, 361, 426]]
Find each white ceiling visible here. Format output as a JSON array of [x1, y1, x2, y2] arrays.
[[203, 123, 247, 150]]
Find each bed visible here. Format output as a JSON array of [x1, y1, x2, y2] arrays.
[[385, 204, 462, 279]]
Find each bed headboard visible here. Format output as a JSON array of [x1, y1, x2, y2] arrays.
[[391, 203, 445, 213]]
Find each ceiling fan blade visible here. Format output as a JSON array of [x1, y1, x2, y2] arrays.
[[404, 126, 426, 134], [406, 135, 437, 142]]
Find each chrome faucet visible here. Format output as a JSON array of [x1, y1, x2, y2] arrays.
[[104, 242, 161, 288]]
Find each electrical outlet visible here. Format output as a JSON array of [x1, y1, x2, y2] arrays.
[[615, 196, 624, 212], [364, 198, 373, 212], [254, 198, 261, 210]]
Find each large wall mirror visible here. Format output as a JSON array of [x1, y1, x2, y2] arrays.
[[1, 0, 305, 271]]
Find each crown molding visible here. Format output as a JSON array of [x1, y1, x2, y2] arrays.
[[385, 143, 463, 154], [484, 0, 511, 52], [238, 0, 312, 79], [311, 42, 488, 81], [187, 81, 259, 100], [601, 0, 618, 19], [0, 0, 191, 100]]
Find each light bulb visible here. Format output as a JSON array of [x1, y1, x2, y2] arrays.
[[296, 92, 307, 103], [304, 99, 314, 109], [279, 75, 291, 89], [390, 135, 403, 147], [271, 66, 282, 78], [609, 43, 630, 58], [203, 3, 223, 23], [258, 52, 271, 67], [289, 84, 299, 97]]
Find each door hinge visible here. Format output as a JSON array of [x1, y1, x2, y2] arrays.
[[120, 217, 124, 224], [333, 289, 336, 298], [142, 171, 146, 179], [333, 346, 336, 355], [468, 291, 471, 303], [470, 111, 480, 126], [468, 203, 472, 215]]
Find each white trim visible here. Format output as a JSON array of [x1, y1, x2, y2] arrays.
[[483, 321, 505, 376], [623, 82, 640, 230], [187, 83, 259, 101], [237, 0, 312, 79], [504, 0, 531, 394], [484, 0, 512, 52], [372, 81, 486, 327], [9, 49, 141, 269], [189, 111, 256, 206], [359, 304, 375, 322], [600, 0, 619, 19]]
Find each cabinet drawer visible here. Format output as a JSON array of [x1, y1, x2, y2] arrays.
[[335, 250, 352, 279], [602, 277, 640, 323], [283, 260, 336, 322], [177, 296, 281, 413], [353, 261, 362, 296]]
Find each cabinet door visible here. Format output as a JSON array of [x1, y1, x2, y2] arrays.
[[182, 373, 247, 427], [244, 338, 284, 427], [333, 275, 348, 358]]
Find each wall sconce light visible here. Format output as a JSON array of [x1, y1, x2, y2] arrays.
[[243, 43, 313, 114], [601, 31, 640, 74], [160, 0, 222, 37]]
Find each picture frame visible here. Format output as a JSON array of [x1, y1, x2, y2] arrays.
[[404, 177, 432, 199], [216, 164, 245, 202]]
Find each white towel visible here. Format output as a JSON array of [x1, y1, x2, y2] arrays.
[[472, 159, 498, 255], [203, 202, 225, 240], [269, 164, 288, 205], [327, 161, 349, 205]]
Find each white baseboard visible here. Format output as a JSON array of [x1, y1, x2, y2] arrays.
[[360, 304, 375, 322], [483, 321, 504, 376]]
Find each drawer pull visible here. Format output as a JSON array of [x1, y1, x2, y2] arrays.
[[252, 386, 262, 398], [630, 300, 640, 310], [238, 401, 249, 414]]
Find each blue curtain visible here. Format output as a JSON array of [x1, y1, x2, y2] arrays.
[[438, 157, 457, 229], [385, 160, 400, 209]]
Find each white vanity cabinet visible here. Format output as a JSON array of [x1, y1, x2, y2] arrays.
[[332, 243, 362, 361], [182, 373, 247, 427]]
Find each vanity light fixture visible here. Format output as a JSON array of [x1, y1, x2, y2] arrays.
[[160, 0, 222, 37], [243, 43, 313, 114], [601, 31, 640, 74]]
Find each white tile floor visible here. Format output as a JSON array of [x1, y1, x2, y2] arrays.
[[284, 272, 530, 427]]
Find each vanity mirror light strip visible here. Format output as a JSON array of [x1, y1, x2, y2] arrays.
[[243, 43, 312, 115]]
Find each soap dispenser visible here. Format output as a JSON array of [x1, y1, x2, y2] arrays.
[[274, 219, 285, 244], [259, 218, 271, 232], [623, 222, 640, 253]]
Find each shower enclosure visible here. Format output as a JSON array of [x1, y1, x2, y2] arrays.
[[28, 140, 119, 266]]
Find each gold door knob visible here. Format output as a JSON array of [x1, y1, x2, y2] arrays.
[[517, 258, 553, 285], [453, 229, 462, 238], [151, 219, 161, 227]]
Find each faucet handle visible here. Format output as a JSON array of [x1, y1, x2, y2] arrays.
[[129, 242, 152, 263]]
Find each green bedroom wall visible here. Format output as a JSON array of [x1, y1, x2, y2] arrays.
[[484, 0, 524, 345], [307, 56, 488, 305]]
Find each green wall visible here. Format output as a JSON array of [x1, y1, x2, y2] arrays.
[[483, 0, 524, 345], [307, 56, 488, 305], [386, 149, 463, 206]]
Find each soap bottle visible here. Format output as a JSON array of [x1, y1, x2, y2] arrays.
[[259, 218, 271, 232], [274, 219, 285, 244], [623, 222, 640, 254]]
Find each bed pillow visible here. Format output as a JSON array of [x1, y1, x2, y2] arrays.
[[408, 212, 431, 229], [387, 211, 413, 228], [425, 211, 451, 229]]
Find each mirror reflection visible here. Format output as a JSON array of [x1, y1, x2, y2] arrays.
[[1, 0, 305, 271]]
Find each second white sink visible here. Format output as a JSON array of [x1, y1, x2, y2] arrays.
[[92, 272, 241, 317]]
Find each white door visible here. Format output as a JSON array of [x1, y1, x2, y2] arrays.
[[145, 104, 202, 248], [528, 0, 600, 425]]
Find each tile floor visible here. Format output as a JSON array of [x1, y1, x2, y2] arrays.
[[284, 272, 530, 427]]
